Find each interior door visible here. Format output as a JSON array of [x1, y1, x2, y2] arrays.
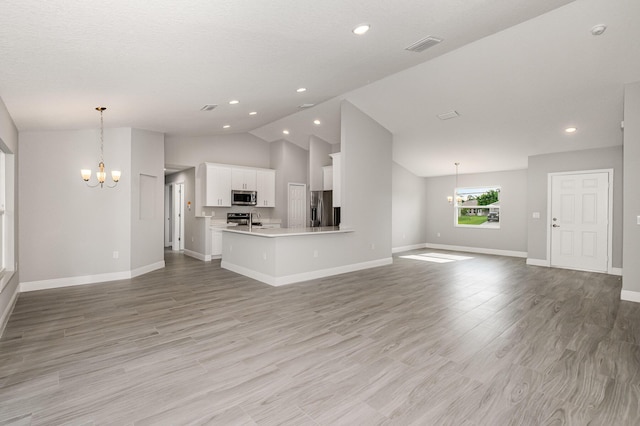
[[288, 183, 306, 228], [164, 184, 171, 247], [172, 183, 185, 251], [550, 172, 609, 272]]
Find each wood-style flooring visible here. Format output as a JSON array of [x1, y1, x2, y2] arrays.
[[1, 250, 639, 425]]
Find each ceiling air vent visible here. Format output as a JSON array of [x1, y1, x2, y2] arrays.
[[437, 110, 460, 120], [405, 36, 443, 53], [200, 104, 218, 111]]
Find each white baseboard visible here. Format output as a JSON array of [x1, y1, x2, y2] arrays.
[[0, 281, 20, 338], [611, 267, 623, 276], [131, 261, 165, 278], [527, 258, 550, 267], [621, 290, 640, 303], [222, 257, 394, 287], [424, 243, 527, 259], [392, 243, 427, 254], [183, 249, 211, 262], [20, 261, 165, 293]]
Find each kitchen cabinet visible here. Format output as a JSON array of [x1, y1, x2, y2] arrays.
[[205, 164, 232, 207], [211, 227, 224, 257], [256, 169, 276, 207], [232, 168, 257, 191], [330, 153, 341, 207], [322, 166, 333, 190]]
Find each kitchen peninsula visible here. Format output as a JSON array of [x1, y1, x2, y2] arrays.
[[221, 226, 355, 286]]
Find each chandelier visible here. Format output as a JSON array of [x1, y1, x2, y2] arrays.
[[81, 107, 121, 188]]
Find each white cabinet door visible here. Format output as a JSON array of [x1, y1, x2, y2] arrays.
[[232, 168, 257, 191], [256, 169, 276, 207], [211, 228, 223, 256], [330, 153, 341, 207], [323, 166, 333, 190], [205, 165, 232, 206]]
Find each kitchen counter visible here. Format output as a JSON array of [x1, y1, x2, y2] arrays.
[[220, 225, 388, 286], [222, 226, 351, 238]]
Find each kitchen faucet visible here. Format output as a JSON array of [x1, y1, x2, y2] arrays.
[[249, 208, 260, 231]]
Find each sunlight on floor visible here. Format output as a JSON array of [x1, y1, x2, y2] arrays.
[[399, 252, 474, 263]]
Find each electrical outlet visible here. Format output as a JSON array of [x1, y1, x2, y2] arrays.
[[313, 250, 318, 258], [370, 243, 375, 250], [262, 252, 267, 260], [437, 232, 441, 237], [113, 251, 119, 259]]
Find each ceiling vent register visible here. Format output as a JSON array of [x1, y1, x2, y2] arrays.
[[405, 36, 443, 52]]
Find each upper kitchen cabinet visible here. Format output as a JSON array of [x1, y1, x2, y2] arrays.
[[205, 164, 232, 207], [256, 169, 276, 208], [232, 168, 257, 191], [330, 153, 341, 207]]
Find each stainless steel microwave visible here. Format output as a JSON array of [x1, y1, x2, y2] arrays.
[[231, 190, 257, 206]]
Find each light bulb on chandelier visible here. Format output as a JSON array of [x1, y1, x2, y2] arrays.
[[81, 107, 121, 188]]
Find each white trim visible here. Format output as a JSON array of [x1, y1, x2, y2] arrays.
[[131, 261, 165, 278], [20, 261, 165, 292], [621, 290, 640, 303], [611, 267, 622, 276], [424, 243, 527, 258], [392, 243, 427, 254], [0, 279, 19, 337], [526, 258, 550, 267], [222, 257, 393, 287], [547, 169, 614, 274], [183, 249, 211, 262]]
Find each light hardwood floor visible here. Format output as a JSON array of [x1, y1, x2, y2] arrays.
[[1, 250, 639, 425]]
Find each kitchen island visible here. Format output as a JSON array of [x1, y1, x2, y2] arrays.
[[221, 226, 391, 286]]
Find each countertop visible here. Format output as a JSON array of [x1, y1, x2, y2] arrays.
[[221, 226, 353, 238]]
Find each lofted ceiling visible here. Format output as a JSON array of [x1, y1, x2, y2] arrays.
[[1, 0, 637, 177]]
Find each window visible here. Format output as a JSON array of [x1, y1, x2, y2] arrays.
[[454, 186, 500, 228]]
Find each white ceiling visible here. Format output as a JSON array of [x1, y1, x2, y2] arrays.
[[1, 0, 637, 177]]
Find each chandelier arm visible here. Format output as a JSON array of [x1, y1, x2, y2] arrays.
[[84, 180, 102, 188]]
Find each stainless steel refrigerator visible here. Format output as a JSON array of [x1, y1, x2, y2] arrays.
[[310, 190, 339, 227]]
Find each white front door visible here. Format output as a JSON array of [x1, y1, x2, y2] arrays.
[[288, 183, 306, 228], [550, 172, 609, 272]]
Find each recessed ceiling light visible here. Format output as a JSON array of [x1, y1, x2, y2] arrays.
[[223, 124, 231, 129], [313, 119, 321, 125], [229, 100, 239, 105], [565, 127, 577, 133], [591, 24, 607, 36], [249, 111, 257, 115], [353, 24, 370, 35], [437, 110, 460, 120], [200, 104, 217, 111], [283, 130, 290, 135], [296, 88, 307, 93], [298, 103, 315, 109]]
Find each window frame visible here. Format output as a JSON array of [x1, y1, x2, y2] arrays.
[[453, 185, 501, 229]]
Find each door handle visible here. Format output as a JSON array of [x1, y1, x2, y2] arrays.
[[552, 224, 560, 228]]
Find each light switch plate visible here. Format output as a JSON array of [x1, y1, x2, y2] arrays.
[[532, 212, 540, 219]]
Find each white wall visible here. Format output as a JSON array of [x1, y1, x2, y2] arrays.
[[19, 128, 132, 283], [392, 161, 427, 250], [130, 128, 165, 271], [527, 146, 623, 267], [165, 133, 270, 169], [623, 82, 640, 296], [269, 139, 308, 227], [425, 169, 528, 255], [308, 135, 332, 191], [0, 96, 19, 334], [341, 101, 393, 262]]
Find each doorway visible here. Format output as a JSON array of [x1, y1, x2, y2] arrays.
[[166, 182, 185, 251], [288, 183, 306, 228], [548, 170, 612, 273]]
